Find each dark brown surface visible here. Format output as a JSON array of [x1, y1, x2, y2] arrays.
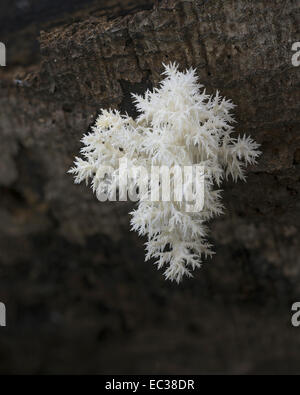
[[0, 0, 299, 374]]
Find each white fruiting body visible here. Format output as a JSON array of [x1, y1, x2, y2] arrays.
[[69, 63, 261, 283]]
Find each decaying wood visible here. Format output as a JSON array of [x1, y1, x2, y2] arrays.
[[0, 0, 299, 374]]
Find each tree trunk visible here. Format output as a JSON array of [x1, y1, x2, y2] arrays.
[[0, 0, 299, 374]]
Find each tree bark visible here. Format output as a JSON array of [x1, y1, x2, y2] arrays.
[[0, 0, 299, 374]]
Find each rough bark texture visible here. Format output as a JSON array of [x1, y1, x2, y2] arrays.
[[0, 0, 299, 374]]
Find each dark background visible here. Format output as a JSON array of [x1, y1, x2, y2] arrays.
[[0, 0, 299, 374]]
